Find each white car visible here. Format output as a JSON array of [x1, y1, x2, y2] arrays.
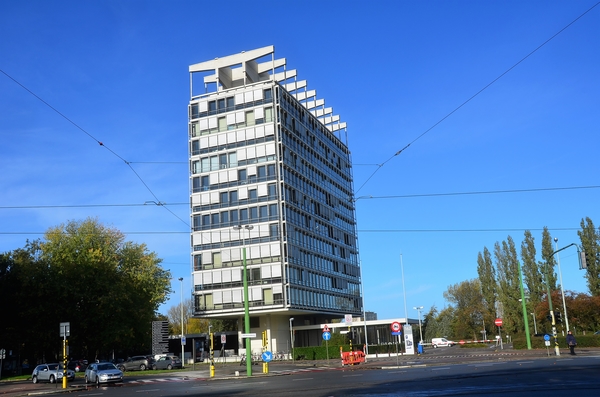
[[32, 363, 75, 384], [431, 337, 456, 348], [84, 362, 123, 385]]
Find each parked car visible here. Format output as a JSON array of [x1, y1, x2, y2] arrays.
[[84, 362, 123, 385], [152, 355, 182, 370], [431, 338, 456, 348], [32, 363, 75, 384], [117, 355, 154, 371], [67, 359, 88, 372]]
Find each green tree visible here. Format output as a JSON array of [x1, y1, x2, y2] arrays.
[[476, 247, 496, 337], [444, 279, 486, 340], [494, 237, 522, 334], [520, 230, 544, 334], [541, 227, 557, 290], [168, 299, 210, 335], [1, 218, 172, 365], [577, 217, 600, 296]]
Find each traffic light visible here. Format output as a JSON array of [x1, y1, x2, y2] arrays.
[[555, 311, 562, 323]]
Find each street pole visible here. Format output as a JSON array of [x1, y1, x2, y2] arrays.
[[544, 260, 560, 356], [400, 254, 408, 325], [179, 277, 184, 368], [531, 312, 538, 335], [517, 261, 532, 349], [413, 306, 424, 343], [554, 238, 570, 333], [289, 318, 294, 362]]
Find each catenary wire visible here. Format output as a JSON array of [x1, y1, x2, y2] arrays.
[[0, 184, 598, 210], [354, 2, 600, 195], [0, 69, 189, 228]]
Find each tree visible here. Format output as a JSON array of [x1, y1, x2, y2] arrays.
[[541, 227, 557, 291], [577, 217, 600, 296], [444, 279, 486, 340], [476, 247, 496, 337], [520, 230, 544, 335], [423, 305, 455, 340], [494, 237, 522, 334], [0, 218, 172, 365], [167, 299, 210, 335]]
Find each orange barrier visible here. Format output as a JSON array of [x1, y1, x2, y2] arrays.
[[341, 350, 365, 366]]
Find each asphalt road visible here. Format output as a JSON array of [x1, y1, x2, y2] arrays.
[[2, 346, 599, 396]]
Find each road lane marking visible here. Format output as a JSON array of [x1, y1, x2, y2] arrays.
[[432, 367, 451, 371], [293, 377, 314, 381]]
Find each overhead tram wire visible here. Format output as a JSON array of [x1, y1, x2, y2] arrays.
[[0, 69, 189, 228], [353, 1, 600, 196], [1, 184, 598, 210]]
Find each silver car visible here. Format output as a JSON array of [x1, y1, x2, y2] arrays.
[[32, 363, 75, 384], [84, 362, 123, 385]]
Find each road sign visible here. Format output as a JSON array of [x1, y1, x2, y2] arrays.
[[262, 351, 273, 362], [545, 340, 551, 347], [494, 318, 503, 327], [390, 322, 402, 332], [59, 322, 70, 337], [323, 331, 331, 341], [459, 340, 465, 345], [391, 331, 402, 336], [544, 334, 550, 341], [241, 333, 256, 338], [221, 334, 227, 344], [181, 336, 186, 345], [323, 325, 330, 333]]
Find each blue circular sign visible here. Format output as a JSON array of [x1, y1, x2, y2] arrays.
[[323, 331, 331, 341], [544, 334, 550, 341], [262, 351, 273, 362]]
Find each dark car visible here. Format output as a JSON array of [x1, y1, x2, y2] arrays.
[[67, 360, 88, 372], [152, 355, 182, 370], [85, 362, 123, 385], [117, 355, 154, 371]]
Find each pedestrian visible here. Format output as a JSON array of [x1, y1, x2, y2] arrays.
[[566, 330, 577, 355]]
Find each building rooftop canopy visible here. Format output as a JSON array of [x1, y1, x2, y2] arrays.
[[189, 45, 346, 132]]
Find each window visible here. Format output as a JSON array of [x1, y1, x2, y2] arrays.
[[212, 252, 222, 268], [269, 223, 279, 237], [208, 101, 216, 112], [220, 192, 228, 204], [217, 98, 226, 110], [267, 164, 276, 176], [238, 169, 247, 182], [250, 207, 258, 220], [230, 209, 238, 223], [264, 88, 272, 101], [249, 189, 258, 200], [201, 175, 210, 190], [211, 213, 219, 225], [219, 153, 228, 169], [269, 203, 278, 217], [193, 254, 202, 271], [218, 117, 226, 131], [221, 211, 229, 224], [226, 96, 235, 110], [193, 215, 201, 231], [229, 190, 238, 203], [202, 214, 210, 227], [257, 165, 266, 179], [259, 205, 268, 220], [240, 208, 248, 221], [191, 140, 200, 155], [265, 107, 273, 122], [245, 111, 255, 126]]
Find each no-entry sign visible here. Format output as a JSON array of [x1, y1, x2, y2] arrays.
[[495, 318, 503, 327]]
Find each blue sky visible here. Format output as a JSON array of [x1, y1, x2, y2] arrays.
[[1, 1, 599, 322]]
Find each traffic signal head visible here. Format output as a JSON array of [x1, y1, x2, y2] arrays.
[[555, 311, 562, 323], [579, 251, 588, 269]]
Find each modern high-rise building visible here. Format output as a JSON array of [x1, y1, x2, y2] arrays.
[[188, 46, 362, 354]]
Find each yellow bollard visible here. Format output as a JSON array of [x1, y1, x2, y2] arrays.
[[210, 364, 215, 377]]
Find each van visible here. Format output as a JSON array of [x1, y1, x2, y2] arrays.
[[431, 338, 455, 348]]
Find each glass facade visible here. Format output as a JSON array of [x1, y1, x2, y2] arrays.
[[189, 48, 362, 322]]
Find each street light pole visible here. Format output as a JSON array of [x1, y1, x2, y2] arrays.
[[530, 312, 538, 335], [554, 238, 570, 333], [413, 306, 424, 343], [179, 277, 184, 368], [233, 224, 253, 377], [289, 318, 294, 362]]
